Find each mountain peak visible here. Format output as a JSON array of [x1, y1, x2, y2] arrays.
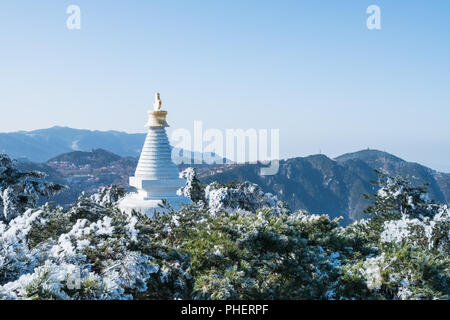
[[334, 149, 405, 163], [47, 148, 123, 168]]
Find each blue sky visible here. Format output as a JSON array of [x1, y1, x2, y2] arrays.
[[0, 1, 449, 171]]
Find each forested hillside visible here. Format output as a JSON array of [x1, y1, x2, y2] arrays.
[[0, 155, 448, 300]]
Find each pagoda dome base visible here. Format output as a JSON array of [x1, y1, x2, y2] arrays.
[[118, 193, 192, 217]]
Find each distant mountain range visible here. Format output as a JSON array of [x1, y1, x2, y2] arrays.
[[0, 126, 144, 162], [13, 147, 450, 224], [0, 126, 225, 164], [200, 150, 450, 224], [2, 127, 448, 223], [16, 149, 138, 207]]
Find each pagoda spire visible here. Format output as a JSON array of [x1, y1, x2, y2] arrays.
[[119, 93, 191, 216]]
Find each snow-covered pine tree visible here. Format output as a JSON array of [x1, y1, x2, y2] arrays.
[[0, 164, 447, 300], [363, 170, 436, 218], [0, 154, 66, 222], [177, 167, 205, 203]]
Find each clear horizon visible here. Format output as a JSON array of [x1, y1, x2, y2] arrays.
[[1, 1, 449, 172]]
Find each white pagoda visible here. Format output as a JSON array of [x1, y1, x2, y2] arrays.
[[119, 93, 191, 216]]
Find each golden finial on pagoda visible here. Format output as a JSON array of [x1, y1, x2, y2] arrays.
[[147, 92, 169, 128]]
